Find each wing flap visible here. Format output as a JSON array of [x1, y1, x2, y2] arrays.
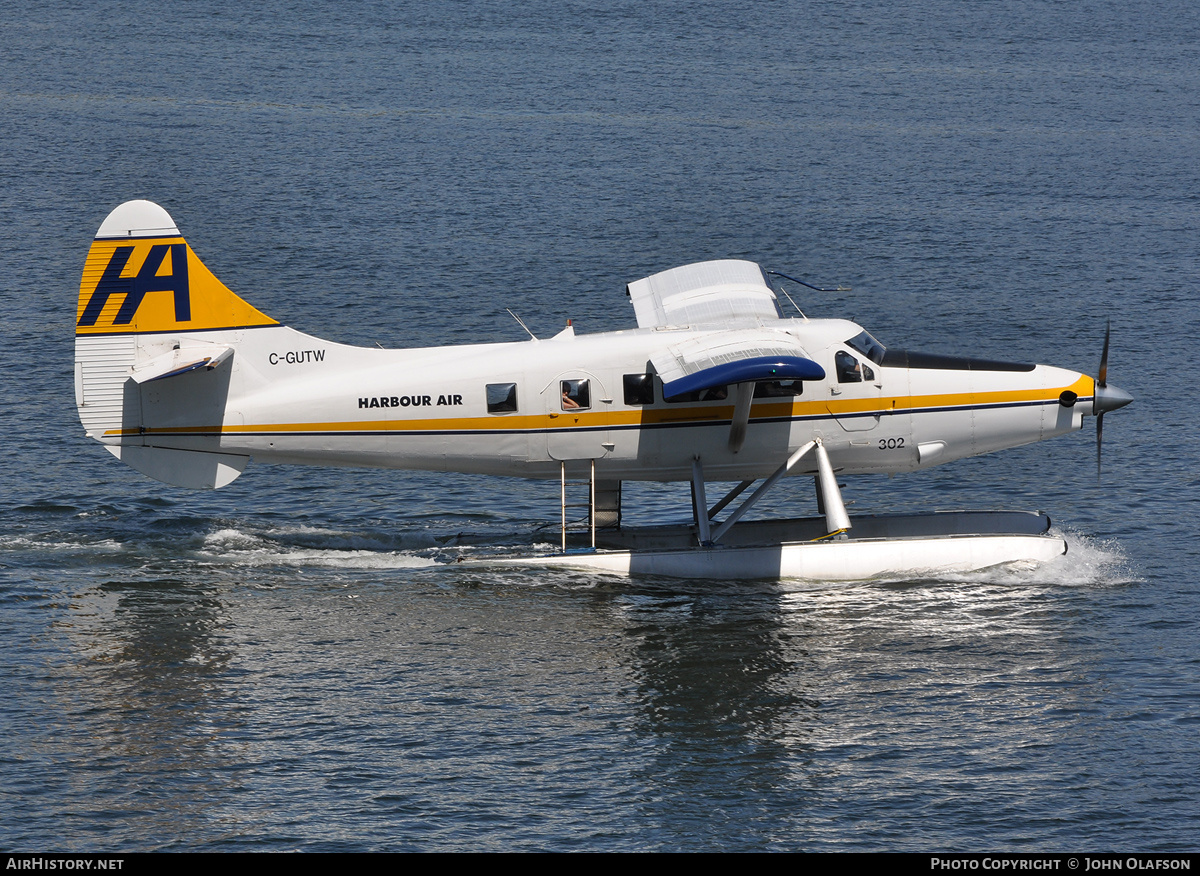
[[627, 259, 781, 328]]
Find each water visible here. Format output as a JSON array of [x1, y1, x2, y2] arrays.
[[2, 0, 1198, 852]]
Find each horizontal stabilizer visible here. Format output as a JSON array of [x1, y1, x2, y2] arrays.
[[627, 259, 781, 328], [106, 445, 248, 490], [129, 345, 234, 384]]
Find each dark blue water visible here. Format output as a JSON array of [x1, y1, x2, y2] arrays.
[[2, 0, 1197, 851]]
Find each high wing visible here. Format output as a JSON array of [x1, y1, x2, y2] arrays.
[[628, 258, 825, 392], [649, 328, 825, 399], [628, 259, 826, 452]]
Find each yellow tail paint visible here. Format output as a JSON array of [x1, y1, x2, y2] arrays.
[[76, 201, 276, 336]]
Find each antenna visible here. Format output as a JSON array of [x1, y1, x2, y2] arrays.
[[765, 269, 851, 293], [766, 269, 850, 322], [507, 309, 538, 341]]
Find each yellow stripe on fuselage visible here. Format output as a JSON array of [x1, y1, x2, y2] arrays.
[[102, 375, 1093, 438], [824, 373, 1093, 416]]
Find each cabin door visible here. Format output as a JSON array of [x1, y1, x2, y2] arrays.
[[828, 349, 884, 432], [544, 371, 612, 461]]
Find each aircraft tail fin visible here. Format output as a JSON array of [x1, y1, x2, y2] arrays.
[[75, 200, 278, 489], [76, 200, 278, 337]]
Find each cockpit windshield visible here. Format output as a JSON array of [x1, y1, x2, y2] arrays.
[[845, 330, 886, 364]]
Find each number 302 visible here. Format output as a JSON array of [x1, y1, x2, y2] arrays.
[[877, 437, 905, 450]]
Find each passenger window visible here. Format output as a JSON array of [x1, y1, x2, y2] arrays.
[[623, 374, 654, 405], [665, 384, 728, 403], [836, 351, 864, 383], [561, 379, 590, 411], [754, 380, 803, 398], [486, 382, 518, 413]]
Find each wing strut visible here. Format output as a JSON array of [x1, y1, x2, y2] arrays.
[[727, 382, 755, 452]]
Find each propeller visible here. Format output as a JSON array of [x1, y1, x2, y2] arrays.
[[1097, 320, 1109, 477], [1092, 320, 1133, 477]]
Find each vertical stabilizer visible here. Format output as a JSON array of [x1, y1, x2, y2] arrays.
[[76, 200, 277, 337], [75, 200, 276, 488]]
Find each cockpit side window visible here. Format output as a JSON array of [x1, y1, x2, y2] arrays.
[[836, 350, 864, 383], [561, 379, 590, 411], [845, 330, 886, 364]]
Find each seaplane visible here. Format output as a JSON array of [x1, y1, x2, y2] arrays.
[[74, 200, 1132, 580]]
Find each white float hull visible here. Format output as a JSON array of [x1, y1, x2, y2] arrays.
[[510, 534, 1064, 581], [487, 511, 1067, 581]]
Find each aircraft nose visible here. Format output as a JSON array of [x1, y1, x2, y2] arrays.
[[1093, 381, 1133, 415]]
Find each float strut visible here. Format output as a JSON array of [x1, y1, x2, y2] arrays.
[[590, 459, 597, 549], [709, 440, 818, 544], [691, 458, 712, 545], [708, 479, 755, 520], [814, 441, 851, 536]]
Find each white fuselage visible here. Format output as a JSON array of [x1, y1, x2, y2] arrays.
[[77, 316, 1094, 483]]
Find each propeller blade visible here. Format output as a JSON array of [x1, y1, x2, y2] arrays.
[[1095, 320, 1116, 479], [1098, 319, 1110, 389]]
